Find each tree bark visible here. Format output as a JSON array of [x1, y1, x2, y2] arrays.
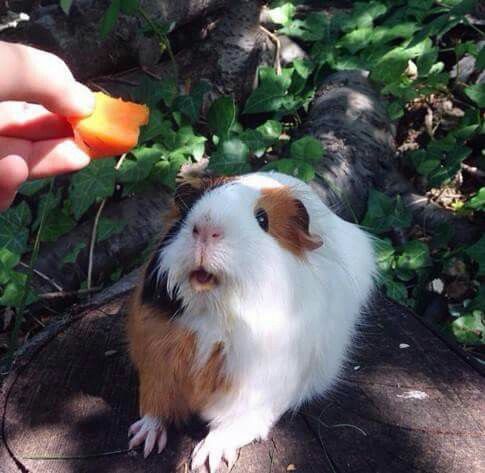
[[303, 71, 480, 246], [1, 0, 229, 79]]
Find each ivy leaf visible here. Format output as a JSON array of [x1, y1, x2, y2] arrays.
[[18, 178, 51, 197], [208, 97, 236, 139], [451, 312, 484, 345], [62, 242, 86, 265], [280, 12, 328, 41], [42, 214, 76, 242], [0, 201, 31, 254], [290, 136, 324, 162], [263, 159, 315, 182], [60, 0, 73, 14], [96, 218, 127, 243], [382, 276, 408, 305], [100, 0, 121, 39], [374, 238, 395, 272], [464, 84, 485, 108], [243, 67, 292, 114], [465, 235, 485, 276], [69, 160, 116, 220], [397, 240, 431, 271], [139, 109, 164, 143], [465, 187, 485, 211], [468, 285, 485, 311], [362, 190, 412, 233], [119, 146, 163, 183], [257, 120, 282, 145], [268, 3, 295, 25], [240, 130, 266, 155], [476, 47, 485, 70], [209, 138, 251, 175]]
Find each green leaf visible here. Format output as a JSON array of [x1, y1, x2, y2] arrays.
[[417, 158, 440, 176], [174, 95, 199, 123], [451, 312, 484, 345], [60, 0, 73, 14], [362, 190, 412, 233], [18, 178, 51, 197], [280, 12, 328, 41], [476, 47, 485, 70], [69, 160, 116, 220], [0, 202, 31, 254], [240, 130, 266, 155], [159, 78, 177, 107], [382, 276, 408, 304], [152, 153, 188, 189], [62, 242, 86, 265], [465, 187, 485, 211], [374, 238, 395, 272], [41, 211, 76, 242], [208, 97, 236, 139], [139, 109, 164, 143], [209, 138, 251, 175], [257, 120, 282, 145], [33, 190, 61, 230], [464, 84, 485, 108], [120, 0, 139, 15], [268, 3, 295, 25], [118, 146, 163, 183], [290, 136, 324, 162], [263, 159, 315, 182], [397, 240, 431, 271], [243, 67, 292, 114], [100, 0, 121, 39], [0, 272, 28, 307], [465, 236, 485, 276], [96, 218, 127, 243]]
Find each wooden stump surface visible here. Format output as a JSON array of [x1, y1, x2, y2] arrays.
[[1, 294, 483, 473]]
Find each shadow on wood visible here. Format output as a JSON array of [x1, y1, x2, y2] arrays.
[[1, 294, 483, 472]]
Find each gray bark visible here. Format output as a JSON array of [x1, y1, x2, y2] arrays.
[[1, 0, 229, 79]]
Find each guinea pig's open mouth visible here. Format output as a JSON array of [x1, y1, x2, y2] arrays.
[[189, 267, 218, 292]]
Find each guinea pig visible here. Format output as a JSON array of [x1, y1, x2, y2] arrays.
[[126, 171, 375, 471]]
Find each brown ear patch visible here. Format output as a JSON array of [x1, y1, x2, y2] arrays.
[[127, 293, 230, 425], [174, 176, 235, 216], [257, 187, 323, 257]]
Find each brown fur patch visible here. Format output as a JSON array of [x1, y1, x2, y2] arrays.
[[127, 288, 230, 425], [174, 176, 235, 214], [256, 187, 323, 257]]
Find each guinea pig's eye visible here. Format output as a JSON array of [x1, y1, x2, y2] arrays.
[[255, 208, 269, 232]]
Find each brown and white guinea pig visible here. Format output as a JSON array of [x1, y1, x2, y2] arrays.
[[127, 171, 375, 471]]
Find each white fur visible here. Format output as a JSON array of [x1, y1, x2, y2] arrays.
[[157, 172, 375, 471]]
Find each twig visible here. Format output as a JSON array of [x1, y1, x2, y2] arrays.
[[260, 25, 281, 75], [87, 81, 111, 95], [23, 448, 131, 460], [18, 262, 63, 292], [141, 66, 162, 81], [38, 286, 102, 301], [462, 163, 485, 179], [86, 154, 127, 292], [87, 200, 106, 291]]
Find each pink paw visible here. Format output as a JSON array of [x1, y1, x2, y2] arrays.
[[128, 415, 167, 458]]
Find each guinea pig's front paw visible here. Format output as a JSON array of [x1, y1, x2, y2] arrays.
[[190, 431, 238, 473], [128, 414, 167, 458]]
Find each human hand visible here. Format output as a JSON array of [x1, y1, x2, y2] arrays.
[[0, 41, 95, 211]]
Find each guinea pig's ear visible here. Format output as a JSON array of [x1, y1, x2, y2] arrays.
[[174, 178, 205, 215], [292, 199, 323, 251]]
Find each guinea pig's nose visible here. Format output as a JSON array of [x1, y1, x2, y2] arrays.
[[193, 224, 224, 242]]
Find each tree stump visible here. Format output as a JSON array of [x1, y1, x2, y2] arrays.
[[1, 292, 483, 472]]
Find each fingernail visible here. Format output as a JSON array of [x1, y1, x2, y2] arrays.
[[73, 83, 95, 116], [66, 141, 91, 169]]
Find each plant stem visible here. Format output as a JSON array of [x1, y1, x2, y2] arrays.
[[137, 6, 178, 76], [7, 178, 55, 365]]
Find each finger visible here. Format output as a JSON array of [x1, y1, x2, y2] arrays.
[[29, 138, 91, 179], [0, 102, 73, 140], [0, 41, 95, 117], [0, 136, 90, 179], [0, 155, 29, 211]]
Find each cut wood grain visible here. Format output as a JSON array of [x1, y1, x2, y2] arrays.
[[1, 293, 483, 472]]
